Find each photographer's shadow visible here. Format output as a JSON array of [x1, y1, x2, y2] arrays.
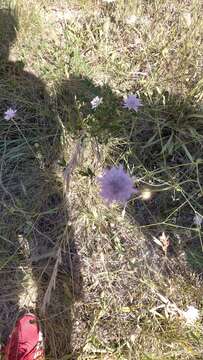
[[0, 7, 82, 359]]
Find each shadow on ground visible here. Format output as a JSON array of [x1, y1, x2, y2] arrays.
[[0, 7, 83, 359]]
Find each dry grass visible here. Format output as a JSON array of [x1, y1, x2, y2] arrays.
[[0, 0, 203, 359]]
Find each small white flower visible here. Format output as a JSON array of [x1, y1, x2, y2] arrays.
[[182, 306, 199, 325], [193, 212, 203, 227], [4, 108, 17, 121], [91, 96, 103, 109]]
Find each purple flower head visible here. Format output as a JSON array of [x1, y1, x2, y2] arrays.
[[4, 107, 17, 121], [98, 165, 136, 204], [123, 94, 143, 111]]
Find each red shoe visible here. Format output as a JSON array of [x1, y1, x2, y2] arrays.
[[3, 313, 45, 360]]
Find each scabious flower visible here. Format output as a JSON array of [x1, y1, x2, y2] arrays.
[[182, 306, 200, 325], [193, 212, 203, 227], [123, 94, 143, 111], [98, 165, 136, 204], [91, 96, 103, 109], [4, 108, 17, 120]]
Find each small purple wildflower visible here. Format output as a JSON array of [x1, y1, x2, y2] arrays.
[[98, 165, 136, 204], [4, 107, 17, 121], [123, 94, 143, 111]]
